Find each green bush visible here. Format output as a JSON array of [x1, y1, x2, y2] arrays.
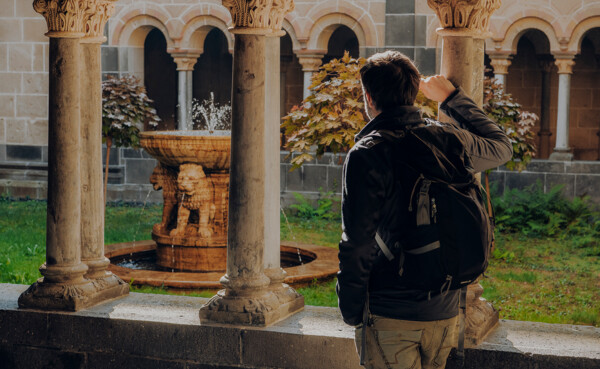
[[289, 191, 340, 220], [493, 184, 600, 243]]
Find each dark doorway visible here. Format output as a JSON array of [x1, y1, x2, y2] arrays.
[[280, 33, 303, 117], [323, 25, 359, 65], [193, 28, 232, 107], [144, 28, 178, 130]]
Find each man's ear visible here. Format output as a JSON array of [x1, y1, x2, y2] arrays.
[[364, 91, 375, 110]]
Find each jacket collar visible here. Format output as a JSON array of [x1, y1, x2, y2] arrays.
[[355, 105, 425, 142]]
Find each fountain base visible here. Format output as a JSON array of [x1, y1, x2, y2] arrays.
[[152, 231, 227, 272], [106, 240, 338, 290]]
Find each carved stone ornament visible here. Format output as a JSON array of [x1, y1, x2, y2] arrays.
[[555, 58, 576, 74], [298, 56, 323, 72], [222, 0, 295, 31], [173, 56, 199, 71], [83, 0, 117, 38], [33, 0, 89, 35], [489, 57, 511, 75], [427, 0, 501, 34]]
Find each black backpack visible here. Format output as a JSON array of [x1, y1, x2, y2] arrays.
[[371, 125, 493, 294]]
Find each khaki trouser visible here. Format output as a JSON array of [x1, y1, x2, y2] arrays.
[[355, 315, 458, 369]]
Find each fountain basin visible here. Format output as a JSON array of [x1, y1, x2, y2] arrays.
[[140, 131, 230, 169], [106, 240, 338, 289]]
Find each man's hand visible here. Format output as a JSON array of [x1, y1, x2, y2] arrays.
[[419, 75, 456, 103]]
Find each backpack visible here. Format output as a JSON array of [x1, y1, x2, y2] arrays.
[[371, 126, 494, 294]]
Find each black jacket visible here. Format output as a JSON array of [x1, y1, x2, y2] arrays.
[[336, 88, 513, 326]]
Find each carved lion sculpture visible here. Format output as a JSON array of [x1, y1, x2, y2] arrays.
[[170, 163, 216, 238], [149, 163, 178, 235]]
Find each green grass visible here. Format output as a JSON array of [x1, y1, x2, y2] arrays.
[[1, 199, 598, 327]]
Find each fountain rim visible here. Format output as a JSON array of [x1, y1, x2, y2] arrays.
[[105, 240, 339, 290]]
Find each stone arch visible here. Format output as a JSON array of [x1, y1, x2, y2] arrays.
[[282, 19, 301, 51], [180, 16, 233, 54], [496, 17, 561, 54], [307, 13, 367, 55], [567, 16, 600, 54], [113, 14, 175, 49]]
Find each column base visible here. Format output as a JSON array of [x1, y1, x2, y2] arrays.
[[549, 150, 574, 161], [465, 283, 499, 346], [199, 284, 304, 326], [18, 273, 129, 312]]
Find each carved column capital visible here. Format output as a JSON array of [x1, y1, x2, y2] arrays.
[[555, 57, 576, 74], [427, 0, 501, 37], [222, 0, 295, 34], [297, 55, 323, 72], [33, 0, 90, 37], [82, 0, 117, 42], [172, 55, 200, 71], [489, 56, 511, 75]]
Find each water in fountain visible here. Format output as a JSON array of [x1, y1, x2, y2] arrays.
[[190, 92, 231, 134]]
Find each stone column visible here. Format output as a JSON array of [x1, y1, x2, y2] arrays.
[[79, 0, 129, 300], [19, 0, 118, 311], [297, 54, 324, 99], [200, 0, 304, 326], [428, 0, 502, 345], [173, 55, 199, 131], [187, 70, 194, 126], [489, 54, 512, 89], [549, 56, 576, 161], [537, 57, 554, 159]]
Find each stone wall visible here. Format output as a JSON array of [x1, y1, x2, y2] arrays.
[[2, 147, 599, 206]]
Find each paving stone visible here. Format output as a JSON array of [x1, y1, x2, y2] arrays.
[[414, 47, 437, 76], [386, 0, 415, 14], [327, 166, 343, 194], [575, 174, 600, 203], [385, 15, 415, 47], [101, 46, 119, 72], [545, 173, 575, 198], [524, 160, 566, 173], [0, 344, 85, 369], [6, 145, 42, 161], [566, 161, 600, 174], [285, 165, 303, 192], [87, 353, 185, 369], [504, 171, 543, 191], [302, 165, 328, 192], [414, 15, 428, 47]]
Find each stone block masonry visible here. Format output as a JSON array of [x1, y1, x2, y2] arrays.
[[1, 148, 600, 206], [1, 283, 599, 369]]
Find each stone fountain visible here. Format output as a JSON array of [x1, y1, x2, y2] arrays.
[[140, 131, 231, 272]]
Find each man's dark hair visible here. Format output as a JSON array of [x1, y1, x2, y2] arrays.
[[360, 51, 420, 111]]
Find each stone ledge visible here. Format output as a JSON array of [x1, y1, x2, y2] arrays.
[[1, 283, 599, 369]]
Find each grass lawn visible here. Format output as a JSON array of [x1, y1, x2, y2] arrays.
[[0, 199, 598, 327]]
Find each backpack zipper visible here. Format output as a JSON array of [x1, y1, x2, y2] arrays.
[[408, 174, 424, 212]]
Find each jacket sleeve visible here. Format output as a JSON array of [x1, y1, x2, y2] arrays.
[[440, 87, 513, 172], [336, 146, 386, 326]]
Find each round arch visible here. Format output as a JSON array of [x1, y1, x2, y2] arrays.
[[180, 16, 234, 54], [567, 16, 600, 54], [307, 13, 367, 54], [495, 17, 561, 54], [113, 14, 175, 49], [282, 19, 301, 51]]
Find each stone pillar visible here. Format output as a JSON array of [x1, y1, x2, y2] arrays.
[[19, 0, 122, 311], [200, 0, 304, 326], [549, 56, 576, 161], [173, 55, 199, 131], [428, 0, 502, 345], [297, 54, 324, 99], [80, 1, 129, 299], [489, 55, 512, 89], [187, 70, 194, 126], [537, 57, 554, 159]]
